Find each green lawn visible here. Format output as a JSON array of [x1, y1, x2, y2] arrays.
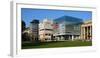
[[22, 40, 92, 49]]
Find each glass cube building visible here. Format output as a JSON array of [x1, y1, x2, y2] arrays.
[[53, 16, 83, 41]]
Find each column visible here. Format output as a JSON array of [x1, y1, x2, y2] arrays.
[[69, 35, 71, 40], [81, 26, 83, 40], [61, 36, 63, 40], [68, 35, 70, 40], [89, 26, 90, 40], [83, 27, 85, 40], [81, 27, 84, 40], [91, 26, 92, 39], [72, 35, 74, 41], [90, 26, 92, 40], [85, 27, 87, 40], [87, 26, 88, 40]]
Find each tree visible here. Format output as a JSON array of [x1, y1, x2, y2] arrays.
[[22, 20, 26, 32], [22, 20, 26, 42]]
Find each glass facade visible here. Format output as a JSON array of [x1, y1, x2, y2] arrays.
[[53, 16, 83, 41]]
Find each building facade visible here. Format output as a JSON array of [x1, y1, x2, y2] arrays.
[[30, 20, 39, 42], [53, 16, 83, 41], [39, 19, 53, 42], [22, 27, 33, 42], [81, 20, 92, 41]]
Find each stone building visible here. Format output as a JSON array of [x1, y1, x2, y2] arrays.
[[39, 18, 53, 42], [30, 19, 39, 42], [81, 20, 92, 41]]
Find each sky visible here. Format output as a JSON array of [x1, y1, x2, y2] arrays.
[[21, 8, 92, 27]]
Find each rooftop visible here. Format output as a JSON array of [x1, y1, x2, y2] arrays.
[[54, 16, 83, 24]]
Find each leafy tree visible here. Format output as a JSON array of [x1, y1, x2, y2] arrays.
[[22, 20, 26, 32]]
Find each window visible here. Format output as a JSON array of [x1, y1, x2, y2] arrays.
[[74, 26, 80, 30]]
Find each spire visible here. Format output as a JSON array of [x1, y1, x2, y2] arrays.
[[43, 18, 49, 22]]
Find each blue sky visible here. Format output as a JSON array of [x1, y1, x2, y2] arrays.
[[21, 8, 92, 27]]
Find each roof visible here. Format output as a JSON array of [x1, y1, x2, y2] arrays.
[[53, 16, 83, 24], [30, 19, 39, 23], [84, 19, 92, 24]]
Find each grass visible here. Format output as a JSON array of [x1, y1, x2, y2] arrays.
[[22, 40, 92, 49]]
